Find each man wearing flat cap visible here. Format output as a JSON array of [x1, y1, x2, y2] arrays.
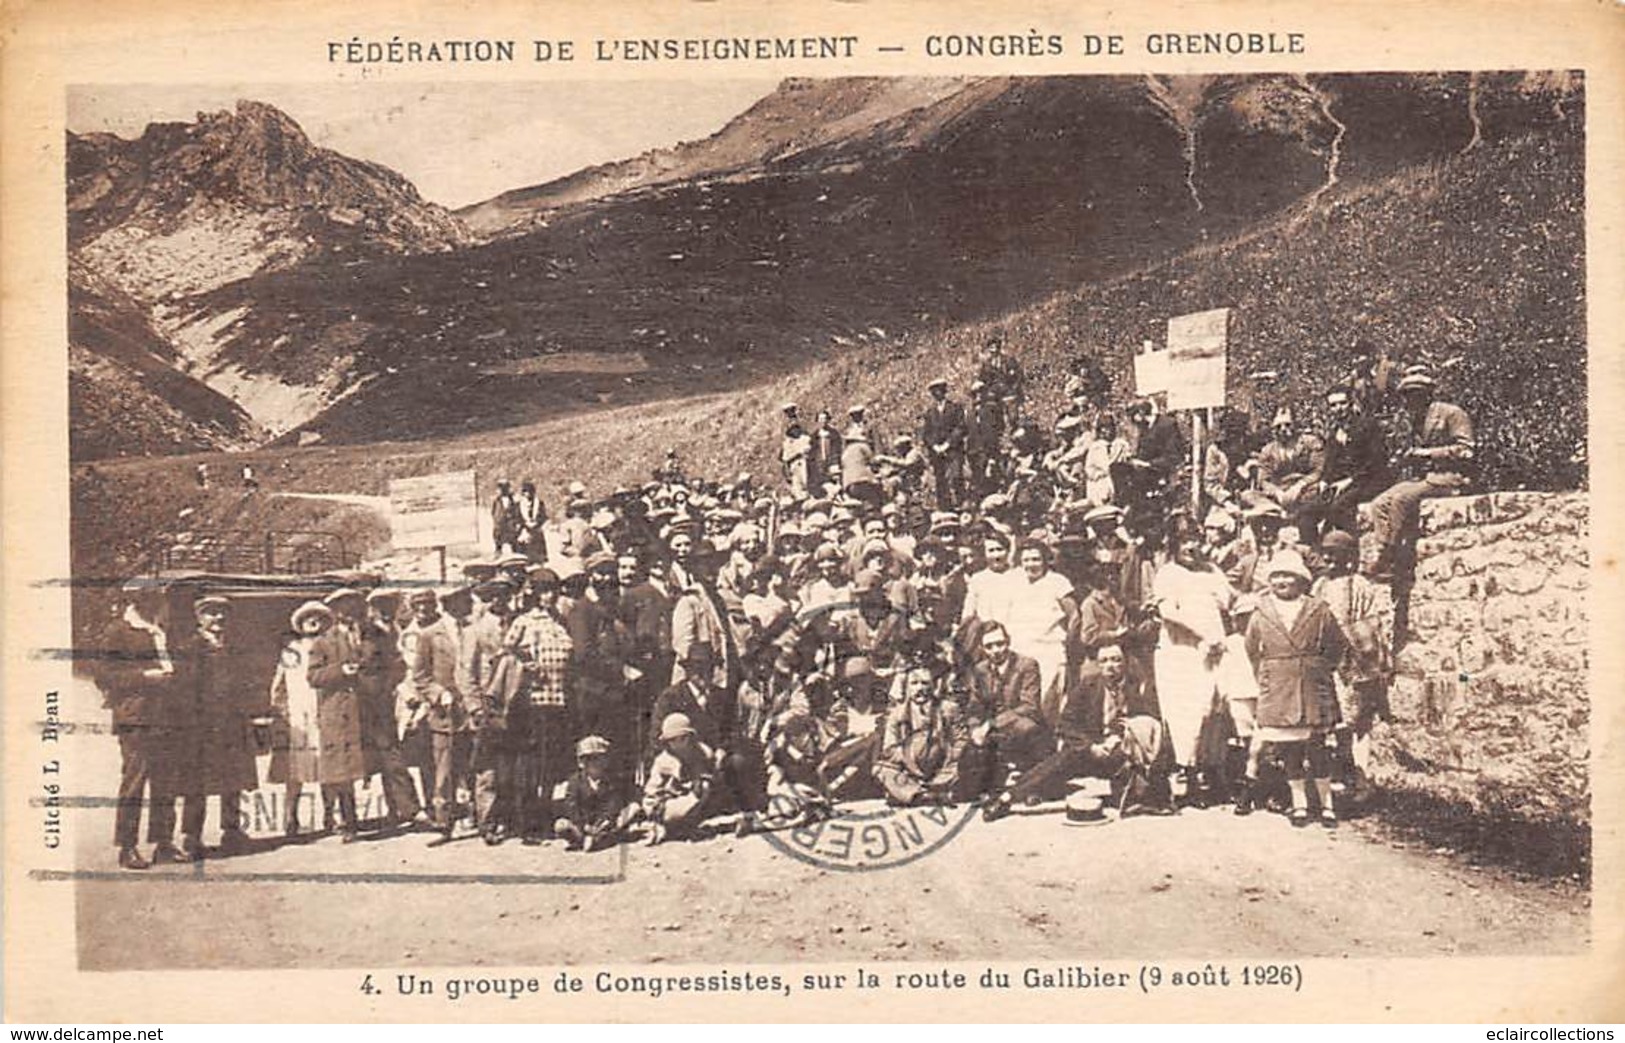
[[810, 409, 843, 497], [781, 415, 813, 500], [840, 418, 880, 507], [491, 480, 521, 556], [965, 380, 1006, 500], [919, 377, 967, 509], [1313, 529, 1390, 795], [168, 592, 259, 859], [1366, 370, 1475, 580], [976, 334, 1026, 415], [297, 588, 367, 841], [651, 642, 765, 835], [358, 588, 427, 831], [402, 588, 470, 839]]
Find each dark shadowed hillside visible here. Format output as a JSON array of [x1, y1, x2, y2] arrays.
[[67, 73, 1580, 460], [71, 99, 1586, 609]]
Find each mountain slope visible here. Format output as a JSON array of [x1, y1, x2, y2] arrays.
[[67, 101, 469, 452], [456, 77, 982, 237], [67, 73, 1580, 456], [68, 100, 467, 302], [68, 263, 264, 458], [163, 75, 1356, 445]]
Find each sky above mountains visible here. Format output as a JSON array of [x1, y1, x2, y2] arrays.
[[68, 81, 776, 208]]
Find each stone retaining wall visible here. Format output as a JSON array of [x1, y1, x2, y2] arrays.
[[1370, 491, 1589, 831]]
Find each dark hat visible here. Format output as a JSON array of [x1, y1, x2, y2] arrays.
[[1321, 530, 1359, 556], [323, 587, 365, 608], [474, 578, 514, 600], [408, 588, 439, 606], [526, 566, 561, 590], [837, 656, 874, 681], [1062, 791, 1110, 827], [681, 641, 716, 666], [462, 561, 500, 582], [852, 568, 885, 594]]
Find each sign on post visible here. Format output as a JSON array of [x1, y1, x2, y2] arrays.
[[1133, 338, 1170, 397], [1164, 307, 1230, 410], [388, 471, 480, 551]]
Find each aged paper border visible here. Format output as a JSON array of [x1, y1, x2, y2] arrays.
[[4, 0, 1623, 1023]]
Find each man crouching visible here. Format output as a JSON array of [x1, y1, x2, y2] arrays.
[[554, 735, 635, 851], [641, 713, 716, 845], [982, 643, 1173, 821]]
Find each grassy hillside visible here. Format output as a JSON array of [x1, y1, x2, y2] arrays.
[[73, 122, 1585, 622]]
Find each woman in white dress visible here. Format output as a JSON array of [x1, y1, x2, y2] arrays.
[[1003, 540, 1078, 726], [1152, 533, 1246, 803], [267, 600, 330, 836]]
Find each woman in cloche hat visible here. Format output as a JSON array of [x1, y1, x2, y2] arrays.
[[267, 601, 334, 837]]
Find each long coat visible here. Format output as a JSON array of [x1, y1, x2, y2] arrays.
[[187, 632, 260, 794], [304, 624, 367, 784], [920, 399, 968, 457], [357, 619, 406, 763], [1244, 595, 1345, 731]]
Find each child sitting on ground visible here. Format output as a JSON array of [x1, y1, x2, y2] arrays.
[[554, 735, 636, 851]]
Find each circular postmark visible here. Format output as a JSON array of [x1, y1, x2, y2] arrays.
[[758, 798, 978, 872]]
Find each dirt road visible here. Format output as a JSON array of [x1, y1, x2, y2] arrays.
[[71, 792, 1586, 971]]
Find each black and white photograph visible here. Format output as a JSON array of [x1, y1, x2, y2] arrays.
[[52, 68, 1598, 979]]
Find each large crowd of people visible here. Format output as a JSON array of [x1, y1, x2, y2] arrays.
[[98, 335, 1476, 868]]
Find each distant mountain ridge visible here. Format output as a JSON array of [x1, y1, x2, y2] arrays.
[[67, 73, 1581, 458], [69, 100, 467, 300]]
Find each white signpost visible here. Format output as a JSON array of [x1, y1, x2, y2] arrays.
[[1164, 308, 1232, 514], [1133, 338, 1170, 397], [388, 470, 479, 580], [1165, 307, 1230, 410]]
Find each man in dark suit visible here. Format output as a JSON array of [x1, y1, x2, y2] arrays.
[[175, 594, 259, 858], [920, 378, 968, 508], [810, 410, 843, 496], [982, 643, 1172, 819], [965, 381, 1006, 499], [99, 580, 182, 869], [965, 623, 1051, 783], [1123, 397, 1186, 510], [1298, 384, 1392, 544]]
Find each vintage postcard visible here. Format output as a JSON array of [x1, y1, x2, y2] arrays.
[[2, 0, 1622, 1024]]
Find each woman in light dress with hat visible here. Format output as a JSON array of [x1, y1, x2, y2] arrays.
[[267, 600, 332, 836]]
